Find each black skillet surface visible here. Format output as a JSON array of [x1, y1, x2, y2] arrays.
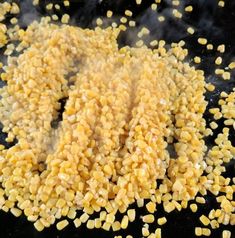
[[0, 0, 234, 237]]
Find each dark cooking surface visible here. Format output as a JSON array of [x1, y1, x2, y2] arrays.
[[0, 0, 234, 237]]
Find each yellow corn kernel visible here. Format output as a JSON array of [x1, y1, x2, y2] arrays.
[[86, 219, 95, 229], [185, 5, 193, 12], [187, 27, 195, 34], [190, 203, 198, 213], [142, 214, 154, 223], [222, 230, 231, 238], [146, 201, 156, 213], [199, 215, 210, 226], [127, 209, 136, 222], [157, 217, 167, 225], [56, 220, 69, 230], [195, 227, 202, 236], [34, 220, 44, 232], [102, 222, 111, 231], [10, 207, 22, 217], [121, 215, 129, 229], [80, 213, 89, 223], [73, 218, 81, 228], [142, 227, 150, 237], [198, 38, 207, 45], [202, 228, 211, 236]]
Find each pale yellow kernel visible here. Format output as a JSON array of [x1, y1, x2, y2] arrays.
[[56, 220, 69, 230], [96, 18, 103, 26], [195, 227, 202, 236], [102, 222, 111, 231], [80, 213, 89, 223], [112, 221, 121, 231], [157, 217, 167, 225], [222, 230, 231, 238], [106, 213, 115, 223], [107, 10, 113, 18], [61, 14, 70, 24], [46, 3, 53, 10], [34, 220, 44, 232], [136, 0, 142, 5], [215, 56, 223, 65], [199, 215, 210, 226], [185, 5, 193, 12], [146, 201, 156, 213], [121, 215, 129, 229], [196, 197, 206, 204], [125, 10, 133, 17], [155, 228, 161, 238], [218, 1, 225, 7], [86, 219, 95, 229], [129, 20, 136, 27], [198, 38, 207, 45], [151, 3, 158, 10], [202, 228, 211, 236], [150, 40, 158, 47], [158, 16, 165, 22], [10, 207, 22, 217], [120, 17, 127, 24], [190, 203, 198, 213], [228, 62, 235, 69], [127, 209, 136, 222], [73, 218, 81, 228], [64, 1, 70, 7], [207, 44, 214, 50], [142, 227, 150, 237], [194, 56, 201, 64], [142, 214, 154, 223], [222, 72, 231, 80], [187, 27, 195, 35], [217, 44, 225, 53]]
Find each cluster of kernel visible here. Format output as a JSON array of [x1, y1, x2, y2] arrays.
[[0, 0, 234, 238]]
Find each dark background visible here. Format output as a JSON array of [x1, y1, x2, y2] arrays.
[[0, 0, 234, 237]]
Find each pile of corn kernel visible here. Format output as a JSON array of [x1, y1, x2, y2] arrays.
[[0, 1, 234, 238]]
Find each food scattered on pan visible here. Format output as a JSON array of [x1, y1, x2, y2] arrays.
[[0, 1, 234, 238]]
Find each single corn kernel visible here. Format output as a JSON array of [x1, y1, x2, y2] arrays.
[[125, 10, 133, 17], [185, 5, 193, 12], [196, 197, 206, 204], [121, 215, 129, 229], [195, 227, 202, 236], [86, 219, 95, 229], [157, 217, 167, 225], [61, 14, 70, 24], [222, 230, 231, 238], [218, 1, 225, 7], [146, 201, 156, 213], [202, 228, 211, 236], [194, 56, 201, 64], [127, 209, 136, 222], [10, 207, 22, 217], [142, 227, 150, 237], [155, 228, 161, 238], [207, 44, 214, 50], [190, 203, 198, 213], [199, 215, 210, 226], [215, 56, 222, 65], [34, 220, 44, 232], [198, 38, 207, 45], [142, 214, 154, 223], [187, 27, 195, 35], [107, 10, 113, 18], [217, 44, 225, 53], [57, 219, 69, 230], [80, 213, 89, 223]]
